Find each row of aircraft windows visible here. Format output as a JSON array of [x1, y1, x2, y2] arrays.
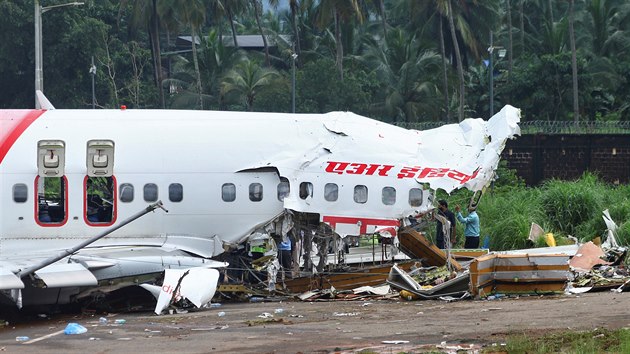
[[12, 180, 184, 204], [12, 177, 424, 226], [222, 179, 423, 207], [13, 179, 424, 207]]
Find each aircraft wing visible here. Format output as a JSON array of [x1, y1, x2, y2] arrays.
[[0, 245, 227, 290]]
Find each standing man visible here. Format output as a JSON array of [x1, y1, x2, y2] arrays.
[[455, 204, 480, 249], [435, 200, 456, 249], [278, 237, 293, 279]]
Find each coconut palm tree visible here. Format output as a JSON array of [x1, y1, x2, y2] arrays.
[[120, 0, 166, 108], [158, 0, 209, 109], [315, 0, 363, 81], [361, 28, 442, 122], [221, 60, 282, 111], [568, 0, 579, 123]]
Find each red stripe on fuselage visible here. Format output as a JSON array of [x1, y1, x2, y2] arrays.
[[0, 110, 46, 164], [322, 216, 400, 234]]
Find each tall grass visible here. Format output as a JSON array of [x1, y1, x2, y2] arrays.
[[471, 171, 630, 250], [498, 328, 630, 353]]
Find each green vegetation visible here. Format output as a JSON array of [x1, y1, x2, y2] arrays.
[[486, 328, 630, 354], [432, 163, 630, 251], [3, 1, 630, 125]]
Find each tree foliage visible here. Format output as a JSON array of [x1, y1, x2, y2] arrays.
[[2, 0, 630, 124]]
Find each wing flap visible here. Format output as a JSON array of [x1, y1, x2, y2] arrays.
[[34, 263, 98, 287], [0, 268, 24, 290]]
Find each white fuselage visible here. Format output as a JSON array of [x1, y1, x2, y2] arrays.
[[0, 109, 445, 260]]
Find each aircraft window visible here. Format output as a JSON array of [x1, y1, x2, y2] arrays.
[[86, 176, 115, 225], [222, 183, 236, 202], [144, 183, 158, 202], [13, 184, 28, 203], [324, 183, 338, 202], [119, 183, 134, 202], [354, 185, 368, 204], [382, 187, 396, 205], [36, 176, 67, 225], [249, 183, 263, 202], [409, 188, 423, 207], [277, 178, 290, 201], [169, 183, 183, 202], [299, 182, 313, 199]]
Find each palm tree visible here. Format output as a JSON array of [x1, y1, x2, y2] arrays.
[[199, 29, 245, 109], [315, 0, 363, 81], [251, 0, 276, 66], [224, 0, 247, 47], [446, 0, 465, 121], [506, 0, 514, 81], [120, 0, 166, 108], [159, 0, 209, 109], [221, 60, 281, 111], [361, 29, 442, 122], [568, 0, 579, 123]]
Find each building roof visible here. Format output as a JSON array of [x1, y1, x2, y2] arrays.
[[176, 34, 292, 49]]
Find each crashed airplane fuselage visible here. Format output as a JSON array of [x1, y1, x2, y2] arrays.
[[0, 104, 520, 309]]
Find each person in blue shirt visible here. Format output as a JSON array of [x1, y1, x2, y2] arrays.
[[278, 237, 293, 279], [455, 204, 480, 249]]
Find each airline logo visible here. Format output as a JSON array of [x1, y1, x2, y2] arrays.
[[324, 161, 479, 184]]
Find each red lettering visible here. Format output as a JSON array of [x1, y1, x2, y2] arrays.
[[418, 167, 449, 179], [364, 164, 380, 175], [377, 165, 394, 176], [397, 166, 421, 179], [445, 168, 479, 184], [325, 161, 349, 175], [346, 163, 367, 175]]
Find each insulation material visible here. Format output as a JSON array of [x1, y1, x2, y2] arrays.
[[569, 242, 612, 272], [469, 253, 570, 297]]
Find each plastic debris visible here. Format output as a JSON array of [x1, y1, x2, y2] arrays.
[[274, 308, 284, 314], [15, 336, 30, 342], [99, 317, 108, 324], [333, 312, 360, 317], [114, 319, 126, 325], [217, 312, 226, 317], [64, 323, 87, 335], [382, 340, 409, 344]]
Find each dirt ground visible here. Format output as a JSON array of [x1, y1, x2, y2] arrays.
[[0, 291, 628, 354]]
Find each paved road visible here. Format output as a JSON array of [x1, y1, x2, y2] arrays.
[[0, 291, 628, 353]]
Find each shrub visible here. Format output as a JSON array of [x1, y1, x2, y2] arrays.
[[539, 174, 603, 236]]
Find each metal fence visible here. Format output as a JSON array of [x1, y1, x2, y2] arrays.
[[395, 120, 630, 135]]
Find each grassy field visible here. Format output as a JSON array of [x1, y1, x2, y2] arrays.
[[433, 162, 630, 251], [486, 328, 630, 353]]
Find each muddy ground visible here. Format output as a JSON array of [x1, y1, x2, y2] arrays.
[[0, 291, 628, 353]]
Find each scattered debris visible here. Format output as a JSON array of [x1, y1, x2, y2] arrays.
[[64, 323, 87, 335], [382, 340, 409, 344], [469, 253, 570, 298], [333, 312, 360, 317], [387, 264, 469, 300]]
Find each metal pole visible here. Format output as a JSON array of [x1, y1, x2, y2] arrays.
[[35, 0, 43, 108], [90, 56, 96, 108], [291, 54, 296, 113], [34, 2, 84, 109], [17, 201, 168, 278], [489, 32, 494, 117]]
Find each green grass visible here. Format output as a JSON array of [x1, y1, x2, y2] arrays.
[[485, 328, 630, 353], [472, 170, 630, 251]]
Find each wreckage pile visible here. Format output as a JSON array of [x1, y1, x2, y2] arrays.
[[277, 210, 630, 303]]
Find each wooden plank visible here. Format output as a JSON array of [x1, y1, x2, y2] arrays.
[[397, 229, 461, 270]]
